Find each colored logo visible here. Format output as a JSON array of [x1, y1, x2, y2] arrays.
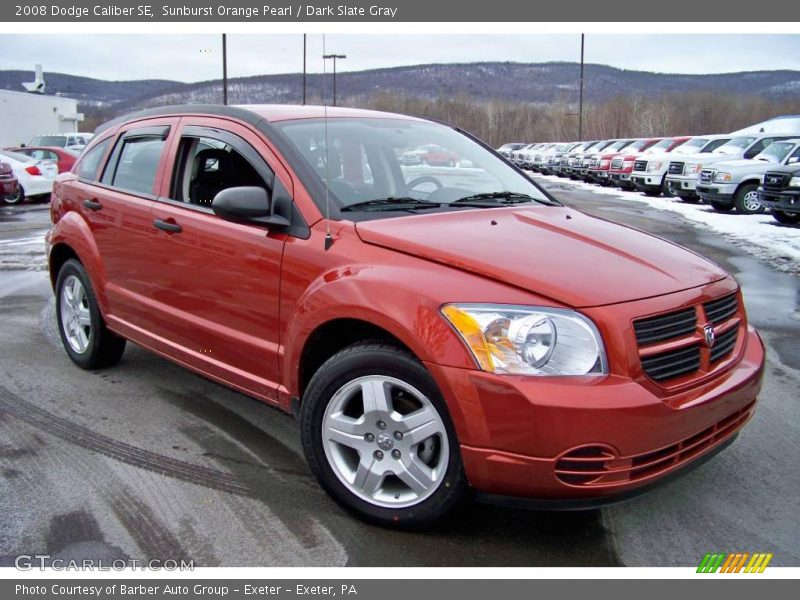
[[697, 552, 773, 573]]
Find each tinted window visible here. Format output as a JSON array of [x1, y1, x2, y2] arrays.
[[170, 135, 273, 208], [111, 137, 166, 195], [29, 136, 67, 147], [76, 138, 112, 181]]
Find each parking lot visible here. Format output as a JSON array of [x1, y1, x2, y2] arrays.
[[0, 180, 798, 567]]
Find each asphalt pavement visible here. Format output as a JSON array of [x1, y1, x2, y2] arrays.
[[0, 183, 797, 568]]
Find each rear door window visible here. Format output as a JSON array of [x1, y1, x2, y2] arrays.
[[75, 138, 112, 181], [103, 129, 169, 196]]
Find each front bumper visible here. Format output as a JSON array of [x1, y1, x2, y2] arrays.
[[667, 175, 700, 197], [696, 183, 736, 205], [426, 326, 764, 501], [631, 173, 663, 190], [758, 189, 800, 213]]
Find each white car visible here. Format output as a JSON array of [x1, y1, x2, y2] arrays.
[[666, 134, 797, 202], [0, 150, 59, 205], [630, 135, 731, 197], [27, 134, 88, 152]]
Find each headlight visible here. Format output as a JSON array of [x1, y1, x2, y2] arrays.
[[623, 160, 634, 169], [685, 163, 702, 175], [789, 176, 800, 188], [714, 172, 733, 182], [441, 304, 607, 376], [600, 160, 610, 168], [646, 161, 662, 173]]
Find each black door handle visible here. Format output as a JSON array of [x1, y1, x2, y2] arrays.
[[153, 219, 182, 234], [83, 199, 102, 211]]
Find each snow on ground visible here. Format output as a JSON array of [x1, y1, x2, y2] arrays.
[[535, 174, 800, 274], [0, 229, 47, 271]]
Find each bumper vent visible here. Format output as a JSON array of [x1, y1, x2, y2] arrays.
[[668, 161, 685, 175], [554, 402, 754, 488], [634, 308, 697, 345], [704, 293, 738, 324]]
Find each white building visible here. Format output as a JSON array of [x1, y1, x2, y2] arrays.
[[0, 89, 84, 147], [731, 115, 800, 135]]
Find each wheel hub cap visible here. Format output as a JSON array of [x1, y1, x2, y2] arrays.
[[321, 375, 449, 508]]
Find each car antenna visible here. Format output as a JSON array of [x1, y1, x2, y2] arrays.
[[323, 34, 334, 251]]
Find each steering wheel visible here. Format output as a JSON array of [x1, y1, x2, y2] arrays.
[[405, 175, 444, 193]]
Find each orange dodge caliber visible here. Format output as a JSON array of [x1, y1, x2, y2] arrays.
[[47, 104, 765, 528]]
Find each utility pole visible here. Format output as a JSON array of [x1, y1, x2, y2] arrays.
[[222, 33, 228, 105], [322, 53, 346, 106], [578, 33, 585, 140], [302, 34, 307, 105]]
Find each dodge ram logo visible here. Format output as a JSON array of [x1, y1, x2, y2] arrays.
[[703, 324, 715, 348], [768, 177, 779, 184]]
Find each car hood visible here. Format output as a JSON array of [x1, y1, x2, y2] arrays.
[[355, 206, 727, 308], [711, 158, 774, 172], [677, 152, 738, 165]]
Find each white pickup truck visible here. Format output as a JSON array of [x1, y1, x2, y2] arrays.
[[696, 139, 800, 214], [629, 135, 730, 197], [666, 134, 797, 202]]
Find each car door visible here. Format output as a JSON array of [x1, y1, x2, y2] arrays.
[[147, 119, 295, 401], [74, 119, 177, 327]]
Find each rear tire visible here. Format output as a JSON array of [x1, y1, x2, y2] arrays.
[[300, 342, 468, 529], [710, 201, 733, 212], [55, 259, 126, 369], [3, 185, 24, 205], [772, 211, 800, 224], [734, 184, 765, 214]]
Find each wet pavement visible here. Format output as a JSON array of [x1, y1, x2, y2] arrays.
[[0, 184, 797, 567]]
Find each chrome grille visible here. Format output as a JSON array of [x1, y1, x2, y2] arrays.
[[668, 161, 685, 175]]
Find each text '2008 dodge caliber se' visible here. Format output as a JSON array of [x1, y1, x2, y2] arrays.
[[47, 105, 765, 528]]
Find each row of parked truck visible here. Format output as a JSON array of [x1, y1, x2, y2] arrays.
[[497, 132, 800, 225]]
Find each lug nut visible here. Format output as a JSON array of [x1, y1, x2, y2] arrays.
[[374, 450, 384, 460], [391, 449, 401, 459], [364, 433, 375, 442], [377, 420, 387, 430], [393, 431, 403, 441]]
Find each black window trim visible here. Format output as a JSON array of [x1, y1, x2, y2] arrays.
[[75, 136, 115, 185]]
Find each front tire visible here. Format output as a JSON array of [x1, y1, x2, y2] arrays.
[[710, 201, 733, 212], [734, 184, 765, 214], [300, 342, 467, 529], [55, 259, 126, 369], [772, 210, 800, 224]]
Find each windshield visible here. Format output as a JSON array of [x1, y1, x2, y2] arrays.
[[607, 140, 632, 152], [627, 139, 652, 152], [645, 139, 675, 153], [672, 137, 711, 155], [277, 118, 552, 214], [713, 136, 757, 155], [28, 136, 68, 147], [755, 142, 795, 163]]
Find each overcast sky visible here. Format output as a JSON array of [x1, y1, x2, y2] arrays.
[[1, 34, 798, 82]]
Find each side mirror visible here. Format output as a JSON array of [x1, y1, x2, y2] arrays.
[[212, 186, 290, 228], [788, 156, 800, 164]]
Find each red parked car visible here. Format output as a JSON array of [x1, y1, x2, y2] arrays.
[[609, 137, 690, 190], [12, 146, 81, 174], [47, 105, 764, 528], [0, 161, 20, 199]]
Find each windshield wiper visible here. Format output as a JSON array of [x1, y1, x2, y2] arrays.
[[452, 191, 536, 204], [340, 197, 442, 212]]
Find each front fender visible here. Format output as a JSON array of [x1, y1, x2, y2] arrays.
[[281, 263, 478, 397], [49, 212, 109, 315]]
